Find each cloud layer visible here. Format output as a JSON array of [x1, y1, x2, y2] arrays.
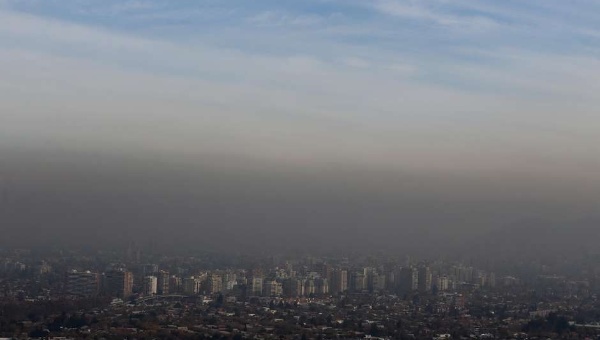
[[1, 1, 600, 253]]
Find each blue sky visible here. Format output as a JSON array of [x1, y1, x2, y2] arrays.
[[1, 0, 600, 178]]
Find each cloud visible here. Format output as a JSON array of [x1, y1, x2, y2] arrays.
[[3, 1, 600, 254], [1, 3, 600, 183], [248, 10, 326, 27], [370, 0, 500, 30]]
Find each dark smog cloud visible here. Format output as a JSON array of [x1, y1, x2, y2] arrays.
[[1, 145, 598, 260]]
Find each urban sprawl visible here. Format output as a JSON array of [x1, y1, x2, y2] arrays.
[[1, 246, 600, 339]]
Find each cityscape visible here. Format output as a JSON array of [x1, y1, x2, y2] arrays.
[[2, 0, 600, 339], [2, 245, 600, 339]]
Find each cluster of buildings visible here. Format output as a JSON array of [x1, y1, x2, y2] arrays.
[[2, 247, 600, 338], [66, 269, 133, 298], [63, 260, 498, 302]]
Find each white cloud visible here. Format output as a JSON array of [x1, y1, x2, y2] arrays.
[[371, 0, 500, 30], [248, 10, 326, 27], [1, 5, 600, 177]]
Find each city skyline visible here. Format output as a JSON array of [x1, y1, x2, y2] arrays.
[[2, 1, 600, 338]]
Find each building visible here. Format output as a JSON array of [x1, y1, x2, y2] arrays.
[[315, 278, 329, 295], [103, 270, 133, 298], [397, 267, 418, 294], [157, 270, 170, 295], [487, 273, 496, 288], [222, 271, 237, 291], [331, 269, 348, 293], [169, 275, 182, 294], [370, 273, 386, 292], [283, 278, 303, 297], [208, 274, 223, 294], [66, 270, 99, 297], [418, 266, 432, 292], [437, 276, 449, 291], [350, 271, 366, 292], [250, 277, 263, 296], [264, 280, 283, 296], [183, 276, 203, 295], [144, 276, 158, 296], [304, 279, 316, 296]]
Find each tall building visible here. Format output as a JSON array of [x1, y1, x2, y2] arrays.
[[317, 263, 332, 282], [385, 269, 396, 291], [304, 279, 316, 296], [104, 270, 133, 298], [418, 266, 432, 292], [477, 275, 486, 287], [250, 277, 263, 296], [331, 269, 348, 293], [487, 273, 496, 288], [66, 270, 99, 297], [264, 280, 283, 296], [350, 271, 366, 292], [437, 276, 449, 291], [397, 267, 418, 294], [143, 276, 158, 296], [315, 278, 329, 295], [157, 270, 170, 295], [282, 278, 303, 297], [182, 276, 202, 295], [371, 273, 386, 292], [169, 276, 182, 294], [208, 274, 223, 294], [454, 266, 474, 283]]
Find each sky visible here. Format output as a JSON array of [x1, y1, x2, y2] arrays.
[[1, 0, 600, 255]]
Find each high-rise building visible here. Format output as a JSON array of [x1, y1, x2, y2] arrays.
[[487, 273, 496, 288], [250, 277, 263, 296], [182, 276, 202, 295], [371, 273, 386, 292], [143, 276, 158, 296], [104, 270, 133, 298], [331, 269, 348, 293], [157, 270, 170, 295], [477, 275, 486, 287], [385, 270, 396, 291], [350, 271, 366, 292], [397, 267, 418, 294], [317, 263, 332, 282], [454, 266, 474, 283], [282, 278, 303, 297], [418, 266, 432, 292], [208, 274, 223, 294], [304, 279, 316, 296], [315, 278, 329, 295], [66, 270, 99, 297], [264, 280, 283, 296], [169, 276, 182, 294], [437, 276, 449, 291], [222, 271, 237, 291]]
